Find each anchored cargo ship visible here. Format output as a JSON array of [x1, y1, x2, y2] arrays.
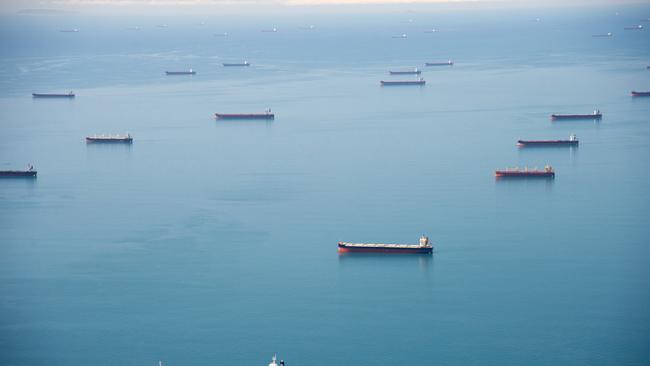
[[425, 60, 453, 66], [518, 134, 579, 147], [165, 69, 196, 75], [32, 91, 75, 98], [215, 109, 274, 120], [389, 68, 421, 75], [551, 110, 602, 120], [631, 91, 650, 97], [223, 61, 250, 67], [495, 166, 555, 178], [86, 134, 133, 143], [592, 32, 613, 37], [380, 78, 425, 86], [338, 235, 433, 254], [0, 165, 37, 177], [624, 25, 643, 30], [392, 33, 407, 38]]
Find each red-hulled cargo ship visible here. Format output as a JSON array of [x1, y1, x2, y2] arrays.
[[86, 134, 133, 143], [338, 236, 433, 254], [631, 91, 650, 97], [0, 165, 37, 177], [215, 109, 275, 120], [517, 134, 579, 147], [551, 110, 602, 120], [495, 166, 555, 178], [380, 78, 425, 86]]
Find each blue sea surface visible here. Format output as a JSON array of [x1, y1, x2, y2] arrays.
[[1, 4, 649, 366]]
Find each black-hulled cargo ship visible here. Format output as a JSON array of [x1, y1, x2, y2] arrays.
[[165, 69, 196, 75], [338, 236, 433, 254], [215, 109, 274, 120], [631, 91, 650, 97], [551, 110, 602, 120], [380, 78, 425, 86], [518, 134, 579, 147], [86, 134, 133, 143], [32, 92, 75, 98], [0, 165, 37, 178]]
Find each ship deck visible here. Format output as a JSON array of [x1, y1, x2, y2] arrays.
[[339, 242, 431, 249]]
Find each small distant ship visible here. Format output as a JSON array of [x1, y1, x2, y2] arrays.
[[32, 91, 75, 98], [86, 133, 133, 143], [299, 25, 316, 30], [631, 91, 650, 97], [338, 235, 433, 254], [425, 60, 453, 66], [518, 134, 579, 147], [551, 110, 602, 120], [623, 25, 643, 30], [262, 27, 278, 33], [165, 69, 196, 75], [214, 32, 229, 37], [392, 33, 407, 39], [495, 166, 555, 178], [157, 24, 168, 28], [591, 32, 613, 37], [223, 61, 250, 67], [380, 78, 425, 86], [0, 164, 37, 178], [215, 109, 275, 120], [389, 68, 421, 75], [59, 29, 79, 33], [424, 28, 438, 33]]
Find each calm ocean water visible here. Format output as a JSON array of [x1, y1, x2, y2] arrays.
[[1, 4, 649, 366]]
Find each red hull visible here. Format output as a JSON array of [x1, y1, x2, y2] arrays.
[[338, 243, 432, 254]]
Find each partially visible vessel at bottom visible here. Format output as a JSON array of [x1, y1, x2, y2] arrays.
[[551, 110, 602, 120], [518, 134, 579, 147], [86, 134, 133, 143], [268, 355, 284, 366], [631, 91, 650, 97], [0, 164, 37, 177], [495, 166, 555, 178], [338, 236, 433, 254]]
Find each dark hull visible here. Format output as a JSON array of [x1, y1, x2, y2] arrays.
[[338, 244, 432, 254], [495, 171, 555, 178], [0, 171, 37, 177], [551, 114, 602, 120], [425, 62, 453, 66], [215, 113, 275, 120], [165, 71, 196, 75], [389, 71, 421, 75], [380, 81, 425, 86], [518, 140, 579, 146], [32, 93, 75, 98], [631, 91, 650, 97], [223, 63, 250, 67], [86, 138, 133, 143]]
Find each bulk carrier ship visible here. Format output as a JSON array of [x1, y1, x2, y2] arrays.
[[551, 110, 602, 120], [338, 236, 433, 254], [215, 109, 274, 120], [0, 165, 37, 177], [86, 134, 133, 143], [380, 78, 425, 86], [517, 134, 579, 147], [495, 166, 555, 178], [32, 91, 75, 98]]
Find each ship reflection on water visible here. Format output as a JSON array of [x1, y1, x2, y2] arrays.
[[337, 250, 434, 273]]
